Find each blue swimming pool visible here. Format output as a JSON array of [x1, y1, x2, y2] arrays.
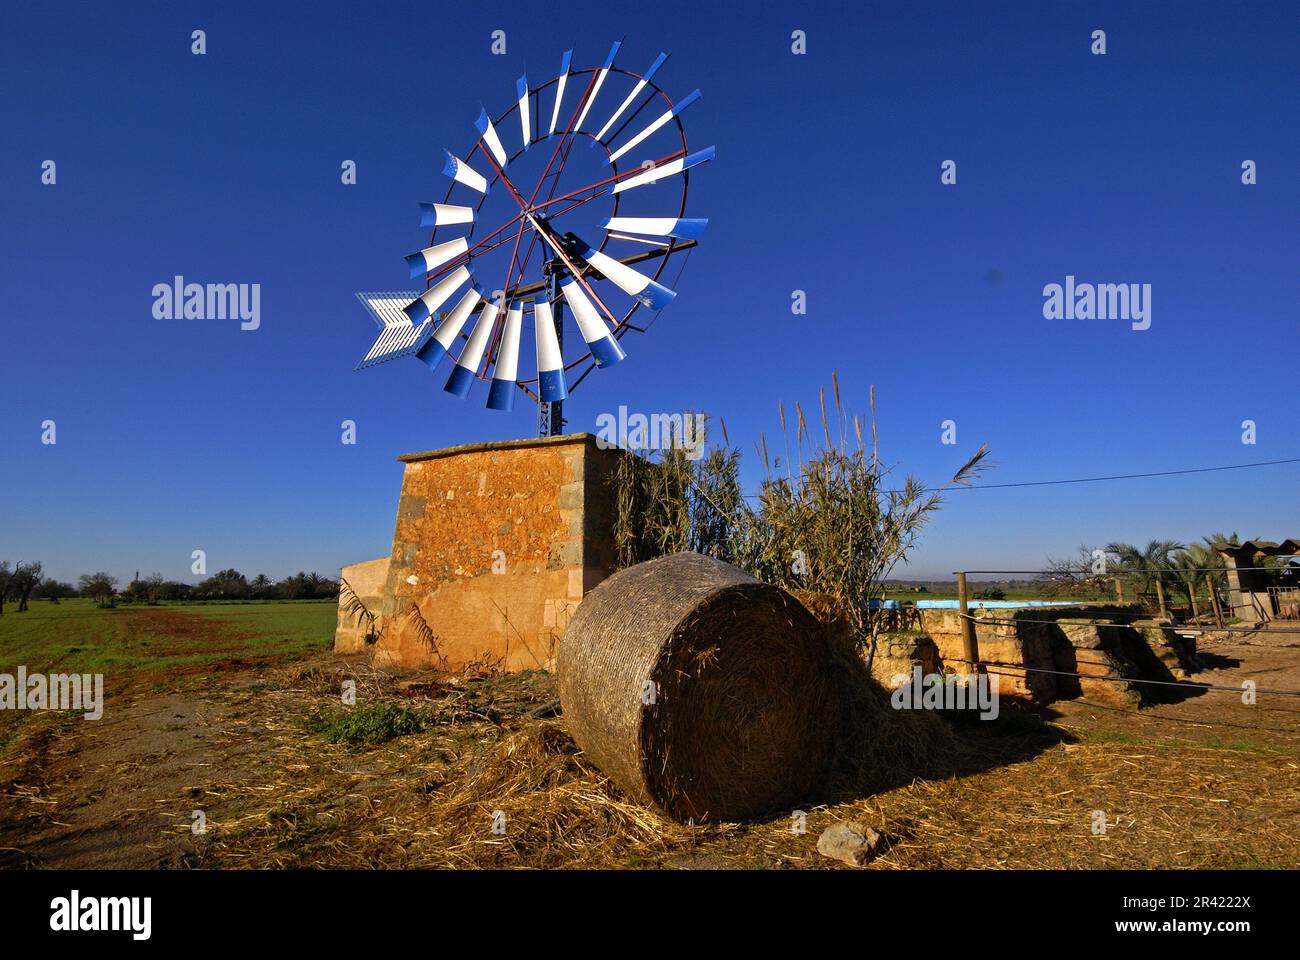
[[871, 599, 1079, 610]]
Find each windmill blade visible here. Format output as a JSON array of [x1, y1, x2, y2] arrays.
[[442, 151, 488, 194], [404, 265, 471, 325], [534, 296, 567, 401], [355, 292, 429, 370], [575, 239, 676, 310], [517, 74, 531, 149], [445, 299, 501, 398], [418, 202, 475, 228], [592, 52, 667, 144], [415, 284, 483, 372], [573, 41, 621, 132], [559, 275, 625, 368], [486, 301, 523, 411], [356, 47, 712, 415], [404, 237, 469, 279], [475, 108, 510, 168], [606, 233, 670, 247], [607, 89, 700, 165], [548, 49, 572, 138], [599, 216, 708, 240], [612, 146, 715, 194]]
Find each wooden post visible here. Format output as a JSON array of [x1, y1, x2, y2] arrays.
[[956, 572, 980, 674], [1188, 587, 1201, 622], [1114, 578, 1124, 602], [1155, 577, 1168, 619], [1207, 574, 1224, 628]]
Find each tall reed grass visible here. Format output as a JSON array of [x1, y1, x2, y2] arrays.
[[610, 375, 989, 667]]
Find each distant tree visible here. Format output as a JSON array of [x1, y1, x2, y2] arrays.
[[78, 572, 119, 607], [0, 562, 11, 615], [274, 571, 340, 600], [195, 568, 251, 600], [35, 580, 77, 603], [275, 572, 313, 600], [312, 573, 340, 599], [142, 573, 166, 604], [88, 572, 117, 605], [153, 580, 192, 602], [250, 574, 275, 600], [10, 562, 44, 612]]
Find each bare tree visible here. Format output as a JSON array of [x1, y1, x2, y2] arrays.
[[78, 572, 119, 608], [0, 562, 11, 615], [1037, 545, 1115, 598], [144, 573, 166, 605], [10, 562, 44, 612]]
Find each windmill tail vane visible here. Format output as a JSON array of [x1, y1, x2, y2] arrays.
[[354, 41, 714, 434]]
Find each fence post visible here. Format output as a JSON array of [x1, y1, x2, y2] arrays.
[[1114, 578, 1124, 602], [1155, 577, 1169, 619], [1207, 574, 1224, 628], [956, 572, 980, 675]]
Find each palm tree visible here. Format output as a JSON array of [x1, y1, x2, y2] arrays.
[[1194, 533, 1242, 616], [1171, 543, 1222, 610], [1105, 539, 1185, 601]]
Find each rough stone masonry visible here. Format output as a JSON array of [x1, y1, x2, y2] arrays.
[[335, 433, 622, 672]]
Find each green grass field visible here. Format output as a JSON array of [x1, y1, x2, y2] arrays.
[[0, 599, 336, 692]]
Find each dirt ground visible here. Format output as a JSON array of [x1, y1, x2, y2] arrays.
[[1, 623, 1297, 869]]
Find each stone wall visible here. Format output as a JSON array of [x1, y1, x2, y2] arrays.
[[345, 433, 623, 672], [795, 592, 944, 688], [334, 556, 390, 653], [919, 607, 1071, 701], [916, 605, 1197, 707]]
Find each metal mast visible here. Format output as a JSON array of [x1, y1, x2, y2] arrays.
[[537, 260, 567, 437]]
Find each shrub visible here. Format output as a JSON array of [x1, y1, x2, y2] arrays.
[[302, 704, 431, 747], [611, 376, 989, 669]]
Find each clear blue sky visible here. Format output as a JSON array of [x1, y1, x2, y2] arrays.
[[2, 0, 1296, 585]]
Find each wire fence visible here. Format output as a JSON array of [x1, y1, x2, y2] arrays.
[[933, 556, 1299, 627], [949, 621, 1300, 702], [977, 660, 1300, 699], [955, 566, 1292, 575], [731, 455, 1300, 498], [960, 613, 1300, 637]]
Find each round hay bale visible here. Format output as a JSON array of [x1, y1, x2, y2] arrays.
[[557, 551, 838, 822]]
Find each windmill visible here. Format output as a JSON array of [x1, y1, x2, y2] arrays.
[[355, 42, 713, 437]]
